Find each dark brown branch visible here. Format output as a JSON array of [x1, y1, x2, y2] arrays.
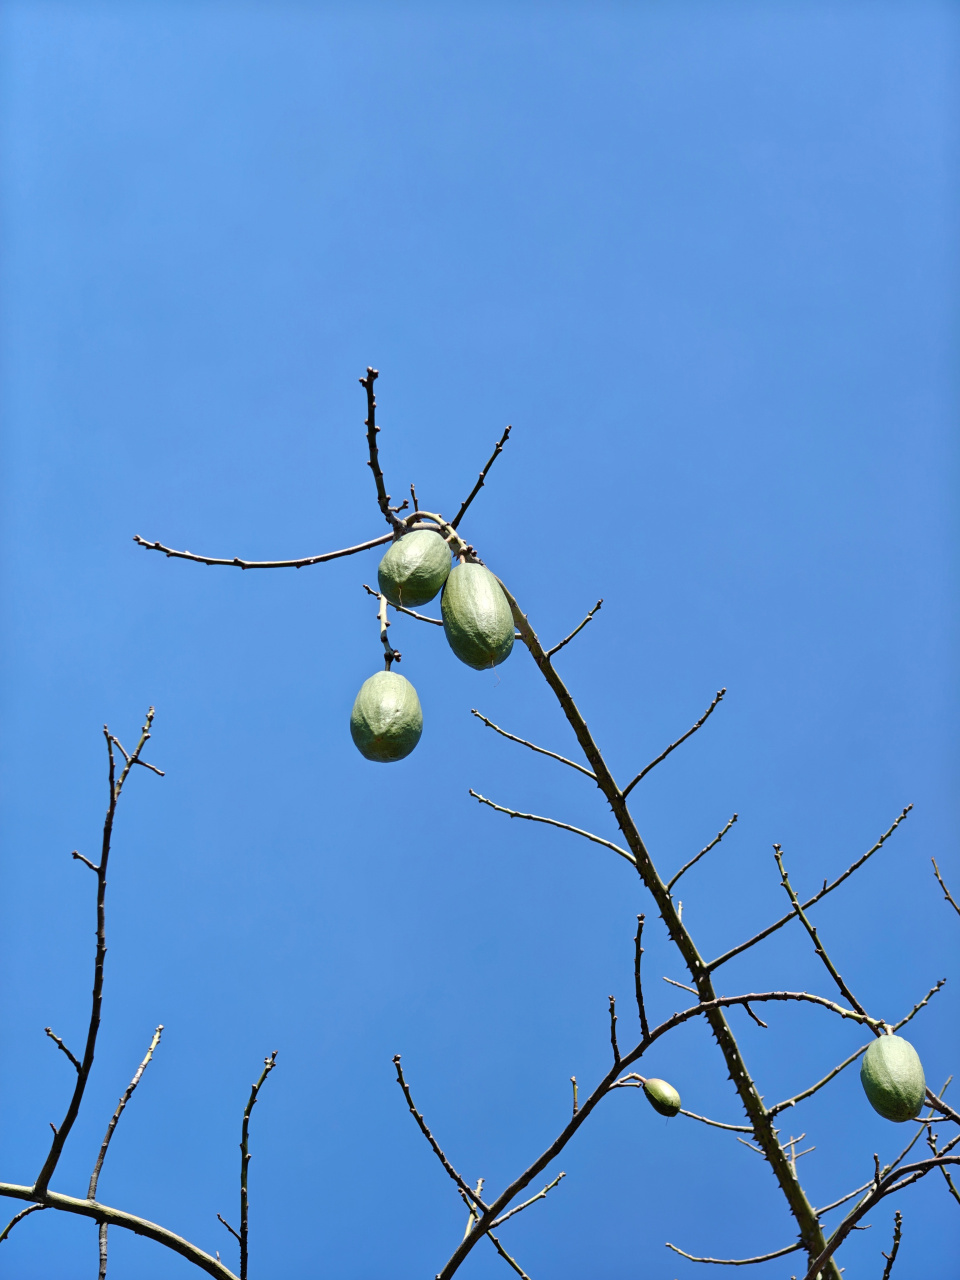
[[34, 709, 161, 1198], [708, 806, 912, 973], [363, 582, 443, 625], [88, 1026, 163, 1200], [924, 1091, 960, 1125], [133, 531, 394, 570], [360, 368, 401, 530], [469, 790, 635, 865], [451, 425, 512, 529], [0, 1184, 238, 1280], [774, 845, 870, 1019], [633, 915, 650, 1039], [927, 1126, 960, 1206], [665, 1239, 802, 1265], [470, 710, 596, 780], [392, 1056, 488, 1211], [71, 850, 98, 873], [931, 858, 960, 919], [622, 688, 726, 800], [880, 1211, 903, 1280], [376, 593, 401, 669], [545, 600, 603, 659], [608, 996, 620, 1066], [667, 814, 738, 892], [239, 1051, 277, 1280], [218, 1214, 241, 1244], [44, 1028, 80, 1074], [0, 1203, 46, 1244]]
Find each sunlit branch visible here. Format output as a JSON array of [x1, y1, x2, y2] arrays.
[[392, 1056, 487, 1210], [239, 1052, 278, 1280], [88, 1026, 163, 1201], [0, 1203, 46, 1244], [469, 790, 635, 865], [470, 710, 596, 780], [667, 814, 738, 892], [490, 1173, 565, 1228], [363, 582, 443, 625], [44, 1028, 81, 1074], [633, 915, 650, 1039], [880, 1211, 903, 1280], [133, 531, 394, 569], [665, 1238, 802, 1265], [622, 689, 726, 800], [545, 600, 603, 659], [678, 1109, 752, 1134], [931, 859, 960, 919], [451, 425, 512, 529]]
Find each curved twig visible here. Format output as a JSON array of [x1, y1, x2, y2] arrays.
[[622, 689, 726, 799], [665, 1238, 802, 1265], [451, 425, 512, 529], [468, 790, 634, 865], [470, 710, 596, 780], [133, 531, 394, 570], [667, 814, 738, 892]]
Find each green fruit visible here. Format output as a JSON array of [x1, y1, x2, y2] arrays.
[[643, 1078, 681, 1118], [441, 563, 514, 670], [860, 1034, 926, 1122], [350, 671, 423, 762], [378, 531, 451, 608]]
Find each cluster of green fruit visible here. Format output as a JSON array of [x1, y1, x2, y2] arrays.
[[350, 530, 515, 763]]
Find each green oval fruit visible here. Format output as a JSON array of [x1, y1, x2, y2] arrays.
[[378, 531, 451, 608], [441, 563, 514, 670], [860, 1034, 926, 1122], [350, 671, 423, 762], [643, 1078, 681, 1118]]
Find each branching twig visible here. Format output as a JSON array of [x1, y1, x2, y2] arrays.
[[470, 710, 596, 780], [545, 600, 603, 659], [708, 806, 912, 972], [469, 790, 635, 865], [239, 1052, 277, 1280], [44, 1028, 81, 1074], [880, 1211, 902, 1280], [633, 915, 650, 1039], [931, 859, 960, 919], [88, 1026, 164, 1201], [392, 1056, 487, 1210], [664, 1238, 802, 1265], [622, 689, 726, 800], [667, 815, 738, 892], [451, 425, 512, 529]]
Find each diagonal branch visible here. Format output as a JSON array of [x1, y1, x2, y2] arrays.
[[88, 1026, 163, 1200], [0, 1203, 46, 1244], [133, 531, 394, 570], [487, 1230, 531, 1280], [667, 814, 738, 892], [677, 1109, 752, 1133], [468, 790, 635, 865], [665, 1239, 803, 1265], [392, 1056, 488, 1211], [218, 1214, 241, 1244], [622, 689, 726, 799], [490, 1173, 565, 1228], [470, 710, 596, 780], [931, 858, 960, 919], [44, 1028, 81, 1074], [880, 1212, 903, 1280], [363, 582, 443, 625], [545, 600, 603, 659], [451, 425, 512, 529], [708, 806, 912, 972]]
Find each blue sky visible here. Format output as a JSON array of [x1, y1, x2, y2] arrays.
[[1, 3, 958, 1277]]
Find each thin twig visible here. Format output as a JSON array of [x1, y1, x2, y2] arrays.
[[0, 1204, 46, 1244], [570, 1076, 578, 1116], [469, 790, 635, 865], [71, 850, 99, 873], [470, 710, 596, 780], [88, 1026, 164, 1200], [239, 1051, 277, 1280], [663, 976, 697, 995], [487, 1230, 532, 1280], [133, 530, 394, 569], [98, 1222, 108, 1280], [774, 845, 869, 1018], [622, 689, 726, 800], [880, 1211, 902, 1280], [545, 600, 603, 659], [361, 367, 401, 529], [392, 1056, 487, 1210], [218, 1214, 241, 1244], [927, 1126, 960, 1206], [376, 592, 401, 669], [363, 582, 443, 625], [633, 915, 650, 1039], [667, 815, 738, 892], [44, 1028, 81, 1074], [931, 859, 960, 919], [665, 1238, 802, 1265], [708, 806, 913, 972], [677, 1109, 752, 1134], [608, 996, 620, 1066], [451, 425, 512, 529], [34, 709, 162, 1198], [490, 1173, 565, 1228]]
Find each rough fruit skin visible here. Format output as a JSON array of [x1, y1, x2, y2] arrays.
[[860, 1034, 926, 1122], [378, 531, 451, 608], [441, 563, 514, 670], [350, 671, 423, 762], [643, 1078, 681, 1118]]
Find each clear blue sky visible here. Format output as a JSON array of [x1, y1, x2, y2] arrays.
[[1, 3, 957, 1277]]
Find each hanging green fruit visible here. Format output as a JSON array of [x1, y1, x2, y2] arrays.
[[642, 1078, 681, 1117], [441, 563, 514, 670], [350, 670, 423, 762], [378, 530, 451, 608], [860, 1034, 926, 1122]]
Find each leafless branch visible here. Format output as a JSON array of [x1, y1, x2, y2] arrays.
[[490, 1173, 565, 1228], [239, 1052, 277, 1280], [927, 1126, 960, 1206], [708, 806, 912, 972], [663, 975, 697, 994], [363, 582, 443, 625], [470, 710, 596, 780], [633, 915, 650, 1039], [487, 1230, 532, 1280], [218, 1215, 241, 1244], [677, 1109, 752, 1133], [451, 425, 512, 529], [71, 849, 99, 873], [0, 1204, 46, 1244], [545, 600, 603, 659], [608, 996, 620, 1066], [880, 1211, 903, 1280], [622, 688, 726, 800], [133, 530, 394, 570], [88, 1026, 164, 1200], [376, 592, 402, 669], [469, 790, 635, 865], [361, 367, 402, 529], [931, 858, 960, 919], [665, 1238, 802, 1265], [44, 1028, 81, 1074], [667, 814, 738, 892], [392, 1055, 487, 1210]]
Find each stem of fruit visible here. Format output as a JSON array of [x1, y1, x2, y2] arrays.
[[490, 577, 843, 1280]]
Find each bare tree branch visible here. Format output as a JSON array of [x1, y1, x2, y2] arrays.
[[239, 1052, 278, 1280], [44, 1028, 81, 1074], [218, 1214, 241, 1244], [470, 709, 596, 780], [880, 1211, 903, 1280], [392, 1056, 487, 1210], [668, 814, 738, 892], [487, 1230, 532, 1280], [608, 996, 620, 1066], [361, 367, 402, 529], [133, 531, 394, 570], [88, 1026, 164, 1201], [363, 582, 443, 625], [0, 1204, 46, 1244], [622, 689, 726, 800], [931, 858, 960, 919], [665, 1239, 802, 1265], [469, 790, 635, 865], [633, 915, 650, 1040], [451, 425, 512, 529], [490, 1173, 565, 1228], [545, 600, 603, 659], [677, 1109, 752, 1134]]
